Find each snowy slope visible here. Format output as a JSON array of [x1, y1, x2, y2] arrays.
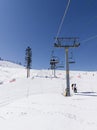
[[0, 61, 97, 130], [0, 60, 24, 68], [0, 60, 25, 82]]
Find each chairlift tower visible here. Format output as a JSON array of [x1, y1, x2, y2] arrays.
[[54, 37, 80, 96], [50, 56, 59, 77]]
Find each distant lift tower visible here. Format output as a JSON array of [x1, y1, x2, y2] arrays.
[[54, 37, 80, 96], [50, 56, 59, 77]]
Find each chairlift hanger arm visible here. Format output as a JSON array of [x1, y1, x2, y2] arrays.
[[55, 37, 79, 42], [54, 43, 80, 48], [54, 37, 80, 48]]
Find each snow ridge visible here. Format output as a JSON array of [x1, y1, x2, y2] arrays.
[[0, 60, 24, 68]]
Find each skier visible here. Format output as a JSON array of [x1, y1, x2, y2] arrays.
[[74, 84, 77, 93]]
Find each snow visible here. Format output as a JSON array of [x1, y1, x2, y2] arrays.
[[0, 61, 97, 130], [0, 60, 24, 68]]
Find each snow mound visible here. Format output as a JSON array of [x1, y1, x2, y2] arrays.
[[0, 60, 24, 68]]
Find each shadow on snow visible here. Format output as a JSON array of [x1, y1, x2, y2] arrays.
[[75, 92, 97, 97]]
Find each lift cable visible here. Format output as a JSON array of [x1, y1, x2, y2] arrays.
[[51, 0, 71, 58], [55, 0, 71, 43], [81, 34, 97, 44]]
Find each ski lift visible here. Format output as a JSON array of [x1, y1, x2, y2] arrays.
[[50, 58, 59, 65], [49, 56, 60, 77], [73, 38, 80, 47], [69, 61, 75, 64], [69, 51, 75, 64], [56, 61, 64, 68], [50, 56, 59, 69]]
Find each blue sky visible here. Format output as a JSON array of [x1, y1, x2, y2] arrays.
[[0, 0, 97, 70]]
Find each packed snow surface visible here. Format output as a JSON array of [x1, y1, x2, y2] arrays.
[[0, 61, 97, 130]]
